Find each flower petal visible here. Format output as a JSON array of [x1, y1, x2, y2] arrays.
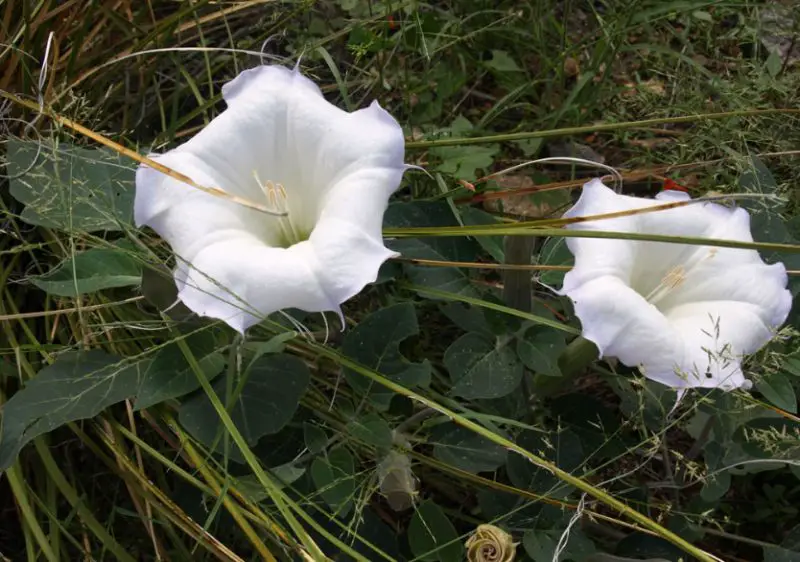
[[658, 300, 772, 390], [135, 65, 407, 332], [135, 151, 280, 262], [561, 179, 792, 390], [565, 275, 678, 367], [308, 217, 398, 306], [176, 237, 336, 333], [561, 179, 656, 293], [180, 65, 405, 233], [651, 204, 792, 329]]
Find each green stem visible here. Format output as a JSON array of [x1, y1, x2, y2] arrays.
[[174, 331, 373, 561], [405, 108, 800, 148], [386, 226, 800, 254], [404, 284, 579, 334], [533, 336, 601, 397], [173, 333, 327, 560], [5, 464, 59, 562], [308, 343, 719, 562], [558, 336, 600, 378], [32, 440, 137, 562]]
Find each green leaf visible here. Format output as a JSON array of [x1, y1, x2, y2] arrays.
[[310, 448, 356, 517], [738, 157, 800, 293], [385, 201, 482, 296], [433, 145, 498, 181], [765, 50, 783, 78], [0, 351, 145, 469], [615, 533, 689, 561], [238, 464, 306, 500], [755, 371, 798, 413], [135, 332, 226, 411], [432, 423, 507, 473], [517, 327, 566, 377], [692, 10, 713, 22], [7, 139, 135, 231], [506, 429, 582, 497], [734, 417, 800, 467], [444, 332, 522, 399], [31, 247, 141, 297], [407, 500, 463, 562], [346, 414, 392, 453], [342, 303, 431, 411], [586, 555, 670, 562], [178, 353, 310, 459], [764, 545, 800, 562], [242, 332, 297, 371], [429, 117, 498, 181], [523, 528, 596, 561], [783, 358, 800, 378], [303, 423, 328, 454], [440, 302, 494, 338], [700, 470, 731, 502], [538, 236, 573, 287], [139, 264, 195, 321], [485, 50, 522, 72], [459, 206, 505, 262]]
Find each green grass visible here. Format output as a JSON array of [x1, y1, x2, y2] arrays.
[[2, 1, 800, 561]]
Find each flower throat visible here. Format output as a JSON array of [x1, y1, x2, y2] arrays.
[[253, 171, 308, 247]]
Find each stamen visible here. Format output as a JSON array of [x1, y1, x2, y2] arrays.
[[253, 171, 287, 215], [644, 265, 686, 305], [253, 173, 301, 245]]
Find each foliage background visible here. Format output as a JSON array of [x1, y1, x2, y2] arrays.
[[2, 1, 800, 561]]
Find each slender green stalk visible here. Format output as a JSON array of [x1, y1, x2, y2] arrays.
[[307, 343, 719, 562], [79, 423, 247, 562], [173, 423, 278, 562], [405, 108, 800, 148], [386, 225, 800, 254], [404, 284, 579, 334], [32, 440, 137, 562], [173, 333, 337, 561], [5, 464, 59, 562]]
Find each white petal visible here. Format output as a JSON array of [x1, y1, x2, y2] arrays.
[[137, 65, 404, 237], [134, 65, 406, 332], [561, 179, 793, 391], [176, 237, 336, 333], [561, 179, 658, 294], [135, 151, 280, 262], [565, 275, 678, 367], [651, 205, 792, 329], [177, 65, 405, 234], [657, 301, 773, 390], [308, 217, 398, 306]]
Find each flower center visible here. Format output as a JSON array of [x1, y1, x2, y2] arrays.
[[253, 171, 308, 248], [642, 265, 686, 305], [638, 247, 718, 309]]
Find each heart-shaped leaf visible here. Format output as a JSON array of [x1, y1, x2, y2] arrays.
[[179, 353, 310, 460], [342, 303, 431, 410]]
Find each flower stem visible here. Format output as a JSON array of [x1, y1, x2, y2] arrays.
[[558, 336, 600, 378]]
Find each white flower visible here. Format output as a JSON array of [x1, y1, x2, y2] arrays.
[[134, 65, 406, 333], [560, 179, 792, 390]]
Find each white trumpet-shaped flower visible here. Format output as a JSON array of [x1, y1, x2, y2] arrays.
[[560, 179, 792, 390], [135, 65, 406, 332]]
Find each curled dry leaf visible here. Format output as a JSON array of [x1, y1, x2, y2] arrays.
[[465, 524, 517, 562]]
